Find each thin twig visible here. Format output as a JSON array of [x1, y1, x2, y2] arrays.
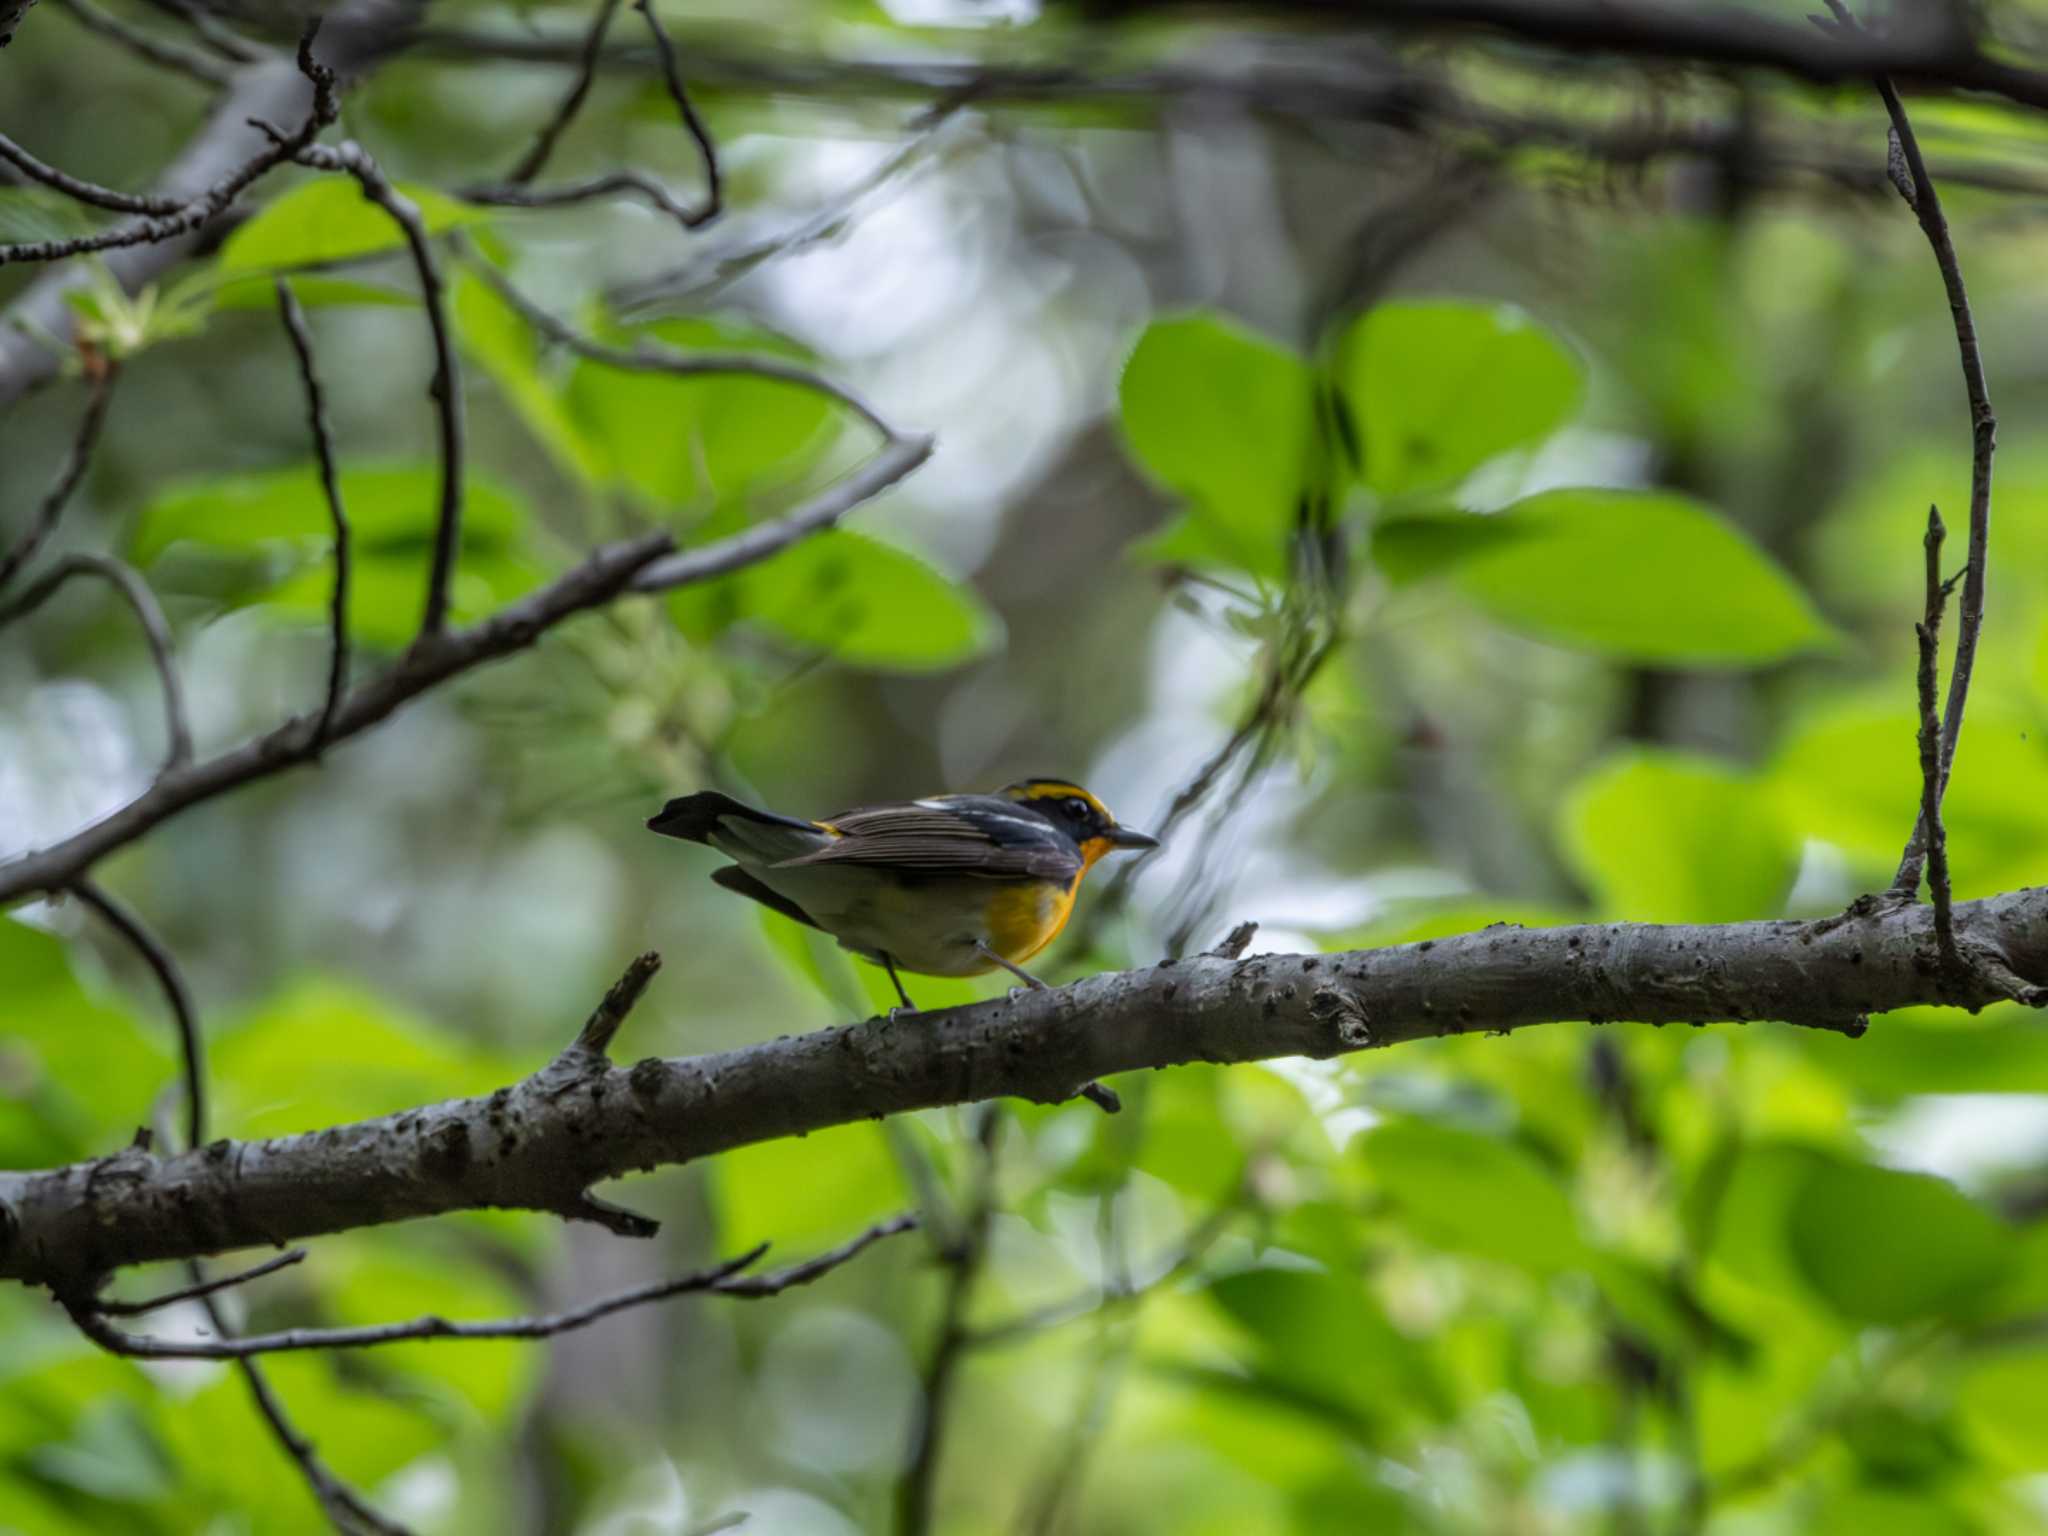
[[897, 1107, 1000, 1536], [0, 361, 117, 590], [570, 950, 663, 1058], [612, 95, 970, 314], [272, 278, 350, 750], [0, 132, 187, 214], [289, 141, 465, 640], [504, 0, 623, 184], [55, 0, 234, 88], [0, 552, 193, 774], [458, 170, 712, 228], [69, 860, 404, 1534], [196, 1287, 420, 1536], [632, 0, 721, 223], [1913, 506, 1960, 968], [461, 252, 900, 438], [70, 879, 205, 1146], [0, 20, 335, 264], [1817, 3, 1999, 895], [142, 0, 261, 64], [68, 1217, 916, 1358], [96, 1249, 308, 1315]]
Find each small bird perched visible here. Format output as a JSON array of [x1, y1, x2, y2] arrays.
[[647, 778, 1158, 1009]]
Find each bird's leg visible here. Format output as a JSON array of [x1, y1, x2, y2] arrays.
[[882, 954, 918, 1017], [974, 940, 1049, 991]]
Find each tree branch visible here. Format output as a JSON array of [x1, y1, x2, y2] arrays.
[[94, 1248, 308, 1315], [411, 6, 2048, 119], [0, 551, 193, 775], [54, 0, 235, 88], [67, 1218, 916, 1357], [5, 891, 2044, 1292], [283, 139, 465, 641], [0, 360, 117, 590], [272, 278, 351, 750], [502, 0, 622, 185], [631, 0, 720, 224], [1812, 6, 2000, 898], [0, 1, 414, 411]]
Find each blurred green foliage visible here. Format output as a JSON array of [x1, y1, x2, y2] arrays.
[[6, 3, 2048, 1534]]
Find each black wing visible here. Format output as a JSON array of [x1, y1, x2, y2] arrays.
[[778, 795, 1082, 882]]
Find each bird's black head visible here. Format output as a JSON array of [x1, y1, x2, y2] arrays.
[[1000, 778, 1159, 854]]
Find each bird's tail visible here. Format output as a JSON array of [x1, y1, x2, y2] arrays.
[[647, 791, 831, 862]]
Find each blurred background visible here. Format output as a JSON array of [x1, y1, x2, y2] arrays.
[[6, 0, 2048, 1531]]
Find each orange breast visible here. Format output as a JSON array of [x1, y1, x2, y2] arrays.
[[984, 877, 1081, 965]]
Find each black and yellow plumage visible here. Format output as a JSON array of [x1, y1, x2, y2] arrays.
[[647, 778, 1158, 1007]]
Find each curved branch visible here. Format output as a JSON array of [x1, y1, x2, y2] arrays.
[[68, 1218, 914, 1357], [0, 551, 193, 774], [4, 889, 2043, 1291]]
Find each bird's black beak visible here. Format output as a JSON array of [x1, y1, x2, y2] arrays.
[[1107, 825, 1160, 851]]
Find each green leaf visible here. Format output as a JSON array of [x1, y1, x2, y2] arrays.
[[1358, 1119, 1587, 1272], [1378, 488, 1836, 665], [136, 462, 524, 560], [1204, 1266, 1429, 1425], [218, 177, 482, 274], [452, 270, 607, 485], [711, 1121, 907, 1253], [0, 917, 172, 1167], [1786, 1159, 2014, 1325], [1772, 699, 2048, 896], [324, 1243, 538, 1422], [1119, 312, 1315, 578], [1561, 749, 1796, 922], [567, 315, 835, 507], [1338, 300, 1581, 498], [676, 528, 999, 672], [134, 463, 537, 646], [212, 980, 521, 1139], [1367, 505, 1535, 586], [208, 272, 419, 312]]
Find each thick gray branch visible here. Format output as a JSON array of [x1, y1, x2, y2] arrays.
[[5, 889, 2043, 1291]]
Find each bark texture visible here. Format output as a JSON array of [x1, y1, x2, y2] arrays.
[[5, 888, 2043, 1293]]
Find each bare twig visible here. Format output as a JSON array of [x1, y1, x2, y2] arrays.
[[69, 860, 406, 1535], [287, 140, 464, 640], [195, 1291, 419, 1536], [143, 0, 261, 64], [505, 0, 622, 184], [96, 1249, 308, 1315], [612, 95, 971, 313], [70, 879, 205, 1145], [0, 132, 187, 214], [69, 1217, 916, 1358], [1911, 506, 1960, 968], [0, 552, 193, 774], [272, 279, 351, 749], [632, 0, 720, 224], [0, 531, 675, 903], [55, 0, 234, 88], [461, 253, 901, 439], [896, 1108, 999, 1536], [570, 950, 663, 1058], [0, 20, 335, 265], [1815, 2, 1999, 895], [458, 170, 711, 228], [0, 362, 117, 590]]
